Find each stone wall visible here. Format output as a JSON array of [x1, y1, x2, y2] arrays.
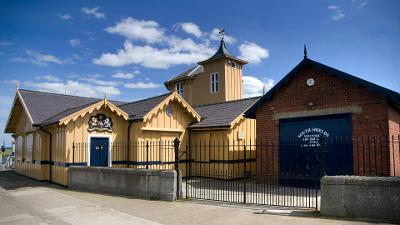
[[321, 176, 400, 222], [68, 166, 181, 201]]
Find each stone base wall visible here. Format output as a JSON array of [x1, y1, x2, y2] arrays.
[[321, 176, 400, 223], [68, 166, 181, 201]]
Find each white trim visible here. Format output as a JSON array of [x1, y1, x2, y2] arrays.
[[17, 91, 34, 124], [87, 134, 112, 167], [210, 72, 219, 94]]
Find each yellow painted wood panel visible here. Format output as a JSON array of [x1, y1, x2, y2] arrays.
[[167, 59, 244, 106]]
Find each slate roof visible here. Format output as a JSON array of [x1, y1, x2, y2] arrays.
[[13, 89, 172, 127], [189, 97, 260, 128], [164, 65, 204, 86], [244, 58, 400, 118], [118, 93, 170, 120], [39, 102, 97, 126], [17, 89, 126, 126]]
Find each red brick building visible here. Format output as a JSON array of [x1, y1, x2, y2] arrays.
[[245, 54, 400, 182]]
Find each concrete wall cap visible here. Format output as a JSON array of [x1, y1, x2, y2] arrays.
[[321, 176, 400, 187], [68, 166, 177, 177]]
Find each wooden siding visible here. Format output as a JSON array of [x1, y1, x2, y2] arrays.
[[129, 99, 195, 175], [11, 93, 254, 185], [13, 106, 49, 181], [167, 59, 244, 106], [190, 117, 256, 178]]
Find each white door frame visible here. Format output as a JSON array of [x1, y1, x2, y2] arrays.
[[87, 134, 112, 167]]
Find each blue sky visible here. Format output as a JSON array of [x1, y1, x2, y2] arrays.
[[0, 0, 399, 145]]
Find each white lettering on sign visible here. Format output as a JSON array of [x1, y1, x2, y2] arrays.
[[297, 127, 330, 148]]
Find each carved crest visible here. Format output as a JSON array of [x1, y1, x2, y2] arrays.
[[88, 113, 113, 132]]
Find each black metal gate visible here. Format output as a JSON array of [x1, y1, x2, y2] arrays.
[[184, 141, 322, 209], [183, 135, 399, 209]]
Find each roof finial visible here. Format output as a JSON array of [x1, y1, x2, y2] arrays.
[[304, 44, 308, 59], [15, 81, 19, 90], [104, 91, 108, 99], [217, 28, 225, 41]]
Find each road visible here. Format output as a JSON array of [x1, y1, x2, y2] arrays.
[[0, 171, 393, 225]]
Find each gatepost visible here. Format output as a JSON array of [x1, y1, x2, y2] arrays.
[[173, 137, 180, 199]]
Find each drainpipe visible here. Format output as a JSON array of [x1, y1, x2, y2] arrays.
[[40, 127, 52, 182], [127, 120, 134, 167]]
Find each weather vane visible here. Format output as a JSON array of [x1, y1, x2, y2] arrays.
[[217, 28, 225, 41]]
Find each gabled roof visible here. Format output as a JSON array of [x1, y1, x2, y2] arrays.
[[41, 99, 129, 126], [189, 97, 259, 129], [118, 93, 171, 120], [198, 39, 248, 65], [17, 89, 126, 125], [5, 88, 202, 132], [119, 92, 200, 122], [164, 65, 204, 86], [244, 58, 400, 118]]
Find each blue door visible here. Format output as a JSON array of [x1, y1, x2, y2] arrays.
[[279, 114, 353, 187], [90, 137, 109, 167]]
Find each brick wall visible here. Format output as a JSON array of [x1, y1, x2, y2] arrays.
[[255, 64, 398, 180], [388, 106, 400, 176]]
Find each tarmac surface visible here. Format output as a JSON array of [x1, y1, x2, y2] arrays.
[[0, 171, 394, 225]]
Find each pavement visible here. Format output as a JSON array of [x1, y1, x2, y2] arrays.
[[0, 171, 394, 225]]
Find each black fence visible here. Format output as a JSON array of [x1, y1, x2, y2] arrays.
[[70, 135, 400, 209], [72, 140, 178, 169], [184, 135, 400, 209]]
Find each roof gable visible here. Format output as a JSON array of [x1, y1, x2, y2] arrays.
[[142, 92, 200, 123], [244, 58, 400, 118], [4, 93, 33, 133], [17, 89, 126, 125], [41, 99, 129, 126]]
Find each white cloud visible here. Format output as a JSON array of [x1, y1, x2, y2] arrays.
[[242, 76, 274, 98], [328, 5, 346, 21], [24, 80, 120, 98], [0, 41, 13, 47], [238, 41, 269, 64], [209, 28, 236, 44], [358, 1, 367, 7], [55, 13, 72, 20], [105, 17, 164, 43], [79, 77, 119, 86], [95, 17, 245, 69], [124, 81, 160, 89], [93, 40, 213, 69], [112, 72, 135, 79], [36, 75, 61, 82], [10, 50, 65, 66], [69, 39, 81, 47], [175, 22, 202, 38], [81, 7, 105, 19], [352, 0, 368, 8], [332, 11, 345, 20]]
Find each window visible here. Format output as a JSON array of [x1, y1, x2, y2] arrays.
[[175, 82, 184, 96], [229, 61, 237, 69], [210, 73, 219, 93]]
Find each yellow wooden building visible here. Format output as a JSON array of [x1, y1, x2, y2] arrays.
[[4, 39, 258, 185]]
